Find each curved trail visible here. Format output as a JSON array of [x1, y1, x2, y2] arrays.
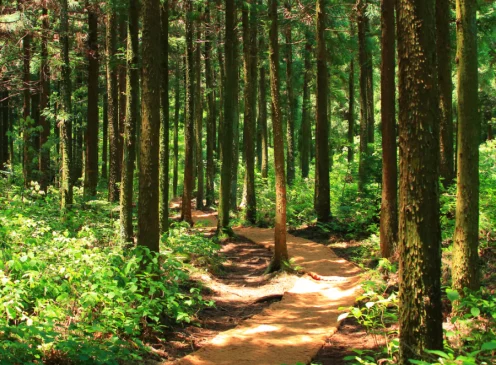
[[167, 203, 362, 365]]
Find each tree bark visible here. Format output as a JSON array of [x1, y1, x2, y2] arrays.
[[39, 4, 50, 191], [258, 32, 269, 179], [437, 0, 454, 187], [194, 17, 204, 210], [173, 59, 180, 198], [120, 0, 139, 242], [102, 90, 108, 179], [315, 0, 330, 222], [347, 59, 355, 164], [230, 22, 240, 211], [452, 0, 480, 292], [22, 33, 32, 187], [268, 0, 289, 271], [397, 0, 443, 360], [84, 4, 99, 197], [301, 33, 312, 178], [379, 0, 397, 259], [138, 0, 162, 252], [284, 2, 295, 186]]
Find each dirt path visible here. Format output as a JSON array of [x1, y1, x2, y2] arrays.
[[164, 202, 362, 365]]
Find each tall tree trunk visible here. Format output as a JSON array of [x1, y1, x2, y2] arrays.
[[365, 14, 375, 146], [242, 0, 257, 223], [1, 92, 9, 169], [195, 18, 204, 210], [397, 0, 443, 361], [39, 4, 50, 191], [173, 59, 180, 198], [107, 9, 120, 202], [437, 0, 454, 187], [300, 33, 312, 178], [84, 4, 99, 197], [181, 0, 195, 224], [379, 0, 397, 258], [205, 0, 216, 207], [138, 0, 162, 252], [218, 0, 236, 232], [216, 0, 225, 157], [258, 33, 269, 179], [118, 16, 127, 179], [268, 0, 289, 271], [160, 2, 170, 232], [60, 0, 73, 210], [120, 0, 139, 242], [452, 0, 480, 292], [315, 0, 330, 222], [347, 59, 355, 163], [101, 90, 108, 179], [230, 22, 240, 211], [22, 33, 32, 187], [284, 2, 295, 186]]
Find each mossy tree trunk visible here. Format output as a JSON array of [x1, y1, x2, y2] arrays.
[[138, 0, 162, 252], [452, 0, 480, 292], [397, 0, 443, 361], [120, 0, 139, 242], [315, 0, 330, 223], [379, 0, 397, 258], [268, 0, 289, 271]]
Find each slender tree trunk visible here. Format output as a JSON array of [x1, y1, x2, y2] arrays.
[[452, 0, 480, 292], [230, 23, 240, 211], [205, 0, 216, 207], [120, 0, 139, 242], [22, 33, 32, 187], [1, 92, 9, 169], [102, 90, 108, 179], [365, 14, 375, 147], [218, 0, 235, 232], [60, 0, 73, 211], [315, 0, 330, 222], [84, 4, 99, 197], [39, 4, 50, 190], [216, 0, 225, 157], [301, 33, 312, 178], [258, 34, 269, 179], [181, 0, 195, 224], [268, 0, 289, 271], [107, 9, 120, 202], [397, 0, 443, 361], [284, 2, 295, 186], [437, 0, 454, 187], [118, 17, 127, 179], [347, 59, 355, 164], [379, 0, 397, 258], [195, 19, 204, 210], [173, 60, 180, 198], [160, 2, 170, 232], [138, 0, 162, 252]]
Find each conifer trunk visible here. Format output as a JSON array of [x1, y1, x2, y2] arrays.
[[397, 0, 443, 360], [284, 2, 295, 186], [300, 34, 312, 178], [102, 90, 108, 179], [258, 35, 269, 179], [39, 4, 50, 191], [194, 20, 204, 210], [173, 60, 180, 198], [22, 33, 32, 186], [347, 59, 355, 164], [452, 0, 480, 292]]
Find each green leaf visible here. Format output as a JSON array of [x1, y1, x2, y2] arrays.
[[425, 349, 450, 359], [470, 307, 480, 317], [446, 288, 460, 302], [481, 341, 496, 351]]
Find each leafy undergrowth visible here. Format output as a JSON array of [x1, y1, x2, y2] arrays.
[[0, 180, 219, 364]]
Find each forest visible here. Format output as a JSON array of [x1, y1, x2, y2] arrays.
[[0, 0, 495, 364]]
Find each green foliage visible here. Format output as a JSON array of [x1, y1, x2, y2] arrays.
[[0, 182, 217, 363]]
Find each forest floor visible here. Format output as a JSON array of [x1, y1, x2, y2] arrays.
[[154, 199, 370, 365]]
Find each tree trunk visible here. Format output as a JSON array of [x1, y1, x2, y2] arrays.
[[347, 59, 355, 164], [1, 92, 9, 169], [160, 2, 170, 233], [258, 32, 269, 179], [205, 0, 216, 207], [39, 4, 50, 190], [397, 0, 443, 361], [118, 17, 127, 180], [84, 4, 99, 197], [268, 0, 289, 271], [120, 0, 139, 242], [107, 9, 120, 202], [365, 14, 375, 147], [22, 33, 32, 187], [195, 18, 204, 210], [138, 0, 162, 252], [452, 0, 480, 292], [181, 0, 195, 224], [173, 59, 180, 198], [284, 2, 295, 186], [60, 0, 73, 211], [102, 90, 108, 179], [218, 0, 236, 232], [300, 33, 312, 178], [379, 0, 397, 259], [437, 0, 454, 187], [230, 23, 240, 211], [315, 0, 330, 223]]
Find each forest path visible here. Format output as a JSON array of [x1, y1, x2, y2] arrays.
[[167, 200, 362, 365]]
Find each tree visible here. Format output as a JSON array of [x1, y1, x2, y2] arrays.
[[452, 0, 480, 292], [173, 59, 180, 198], [218, 0, 236, 233], [315, 0, 330, 223], [181, 0, 195, 224], [300, 32, 312, 178], [397, 0, 443, 361], [284, 2, 295, 186], [194, 14, 204, 210], [257, 28, 269, 179], [138, 0, 162, 252], [84, 2, 99, 197], [120, 0, 139, 242], [379, 0, 397, 258], [268, 0, 289, 271], [39, 3, 50, 191], [60, 0, 73, 211], [437, 0, 454, 187], [22, 32, 32, 187]]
